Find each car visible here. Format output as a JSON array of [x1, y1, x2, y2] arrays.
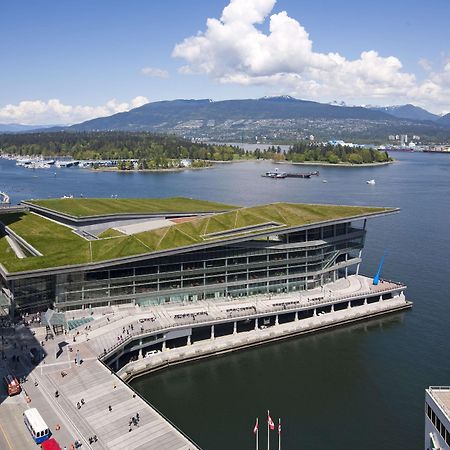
[[145, 350, 161, 358]]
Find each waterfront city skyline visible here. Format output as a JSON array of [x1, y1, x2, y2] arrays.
[[1, 0, 450, 125]]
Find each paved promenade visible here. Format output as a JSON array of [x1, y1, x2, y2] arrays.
[[78, 275, 404, 358], [0, 321, 199, 449]]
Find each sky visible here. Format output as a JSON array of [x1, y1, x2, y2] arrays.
[[1, 0, 449, 124]]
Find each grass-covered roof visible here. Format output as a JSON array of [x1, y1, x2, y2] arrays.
[[26, 197, 237, 218], [0, 200, 395, 273]]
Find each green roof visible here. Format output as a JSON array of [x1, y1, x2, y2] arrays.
[[0, 201, 394, 273], [26, 197, 237, 218]]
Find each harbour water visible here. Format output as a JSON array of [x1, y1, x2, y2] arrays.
[[1, 153, 450, 449]]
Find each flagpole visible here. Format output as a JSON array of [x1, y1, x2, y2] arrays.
[[278, 418, 281, 450], [256, 418, 259, 450], [267, 410, 270, 450]]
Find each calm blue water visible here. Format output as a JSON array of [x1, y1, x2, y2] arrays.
[[1, 153, 450, 449]]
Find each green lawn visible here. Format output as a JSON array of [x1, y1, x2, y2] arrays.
[[0, 202, 394, 273], [97, 228, 125, 238], [27, 197, 237, 218], [0, 212, 91, 272]]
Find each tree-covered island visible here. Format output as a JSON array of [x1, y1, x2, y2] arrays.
[[0, 132, 392, 168]]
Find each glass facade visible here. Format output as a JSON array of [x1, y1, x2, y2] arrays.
[[6, 222, 365, 313]]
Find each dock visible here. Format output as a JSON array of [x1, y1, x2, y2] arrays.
[[261, 170, 319, 179]]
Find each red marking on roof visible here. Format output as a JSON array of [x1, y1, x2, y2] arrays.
[[171, 217, 197, 224]]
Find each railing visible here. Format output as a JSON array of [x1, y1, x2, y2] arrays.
[[429, 387, 450, 420], [97, 283, 406, 360]]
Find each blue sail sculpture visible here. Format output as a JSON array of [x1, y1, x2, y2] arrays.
[[373, 252, 386, 285]]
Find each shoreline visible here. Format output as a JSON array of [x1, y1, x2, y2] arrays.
[[89, 158, 394, 172], [274, 159, 395, 167], [88, 165, 214, 173]]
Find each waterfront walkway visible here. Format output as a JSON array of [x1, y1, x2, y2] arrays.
[[0, 323, 199, 449], [78, 275, 402, 358]]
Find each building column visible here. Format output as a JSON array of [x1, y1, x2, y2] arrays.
[[187, 335, 191, 345], [347, 301, 351, 309], [356, 249, 363, 275], [138, 339, 143, 359], [162, 340, 167, 351], [255, 318, 258, 330], [115, 358, 119, 371], [233, 321, 237, 335], [313, 309, 317, 317], [211, 325, 215, 340], [294, 311, 298, 321], [364, 298, 367, 305], [379, 295, 383, 302], [275, 315, 279, 325], [331, 304, 334, 312]]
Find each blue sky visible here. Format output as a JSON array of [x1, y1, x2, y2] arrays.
[[1, 0, 449, 124]]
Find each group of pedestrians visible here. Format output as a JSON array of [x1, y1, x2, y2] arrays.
[[76, 398, 85, 409], [128, 412, 140, 431]]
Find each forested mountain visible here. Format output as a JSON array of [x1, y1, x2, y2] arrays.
[[437, 113, 450, 126], [368, 104, 439, 122], [68, 96, 393, 132], [53, 96, 448, 142]]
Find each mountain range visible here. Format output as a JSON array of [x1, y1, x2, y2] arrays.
[[2, 97, 449, 141], [0, 123, 55, 133]]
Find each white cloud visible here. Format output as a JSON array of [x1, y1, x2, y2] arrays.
[[173, 0, 450, 113], [418, 58, 432, 72], [141, 67, 169, 78], [0, 96, 149, 125]]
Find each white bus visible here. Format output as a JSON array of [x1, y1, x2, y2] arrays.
[[23, 408, 51, 444]]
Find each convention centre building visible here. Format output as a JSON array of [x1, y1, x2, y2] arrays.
[[0, 197, 396, 315]]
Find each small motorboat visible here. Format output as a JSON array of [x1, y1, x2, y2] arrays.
[[366, 179, 376, 185]]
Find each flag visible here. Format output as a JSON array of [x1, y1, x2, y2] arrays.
[[253, 418, 259, 434], [268, 413, 275, 431], [278, 419, 281, 435]]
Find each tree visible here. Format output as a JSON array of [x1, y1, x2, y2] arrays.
[[347, 153, 363, 164]]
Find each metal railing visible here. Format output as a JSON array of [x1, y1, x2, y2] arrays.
[[429, 387, 450, 421], [96, 282, 406, 360]]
